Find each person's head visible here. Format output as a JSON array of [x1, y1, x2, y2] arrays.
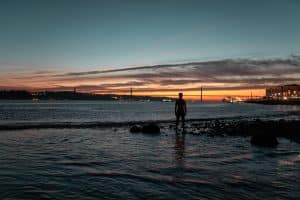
[[179, 93, 183, 99]]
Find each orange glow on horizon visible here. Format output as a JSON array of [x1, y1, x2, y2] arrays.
[[94, 89, 265, 101], [0, 71, 267, 101]]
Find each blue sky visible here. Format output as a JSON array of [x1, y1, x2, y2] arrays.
[[1, 0, 300, 71], [0, 0, 299, 97]]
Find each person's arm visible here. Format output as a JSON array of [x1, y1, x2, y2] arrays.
[[184, 101, 187, 115], [175, 101, 178, 115]]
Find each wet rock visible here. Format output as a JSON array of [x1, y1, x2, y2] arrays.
[[142, 123, 160, 134], [169, 124, 175, 129], [191, 123, 198, 127], [130, 125, 142, 133], [250, 135, 278, 147], [254, 118, 262, 123]]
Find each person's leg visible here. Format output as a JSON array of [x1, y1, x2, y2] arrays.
[[181, 114, 185, 128], [176, 114, 179, 128]]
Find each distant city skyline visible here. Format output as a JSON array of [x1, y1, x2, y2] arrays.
[[0, 0, 300, 99]]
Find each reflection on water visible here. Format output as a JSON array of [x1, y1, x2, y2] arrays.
[[278, 154, 300, 166], [175, 131, 185, 168], [0, 128, 299, 199]]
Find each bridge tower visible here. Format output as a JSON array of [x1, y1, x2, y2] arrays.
[[200, 87, 203, 102]]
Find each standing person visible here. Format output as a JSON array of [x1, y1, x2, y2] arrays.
[[175, 93, 187, 129]]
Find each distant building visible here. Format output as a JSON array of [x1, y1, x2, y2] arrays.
[[266, 84, 300, 100]]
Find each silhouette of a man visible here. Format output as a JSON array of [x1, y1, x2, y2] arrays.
[[175, 93, 187, 128]]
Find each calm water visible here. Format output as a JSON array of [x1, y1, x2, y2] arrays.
[[0, 100, 300, 125], [0, 101, 300, 199]]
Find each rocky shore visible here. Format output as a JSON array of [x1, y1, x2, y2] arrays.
[[1, 118, 299, 145], [183, 119, 300, 145], [131, 119, 300, 145], [183, 119, 300, 138]]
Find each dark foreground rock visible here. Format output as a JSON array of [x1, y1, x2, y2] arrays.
[[250, 135, 278, 147], [187, 119, 300, 144], [130, 125, 142, 133], [130, 123, 160, 134], [142, 123, 160, 134]]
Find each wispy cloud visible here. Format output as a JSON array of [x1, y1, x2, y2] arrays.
[[54, 55, 300, 78], [1, 56, 300, 94], [55, 63, 185, 77]]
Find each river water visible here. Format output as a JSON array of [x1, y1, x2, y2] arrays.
[[0, 100, 299, 125], [0, 101, 299, 199]]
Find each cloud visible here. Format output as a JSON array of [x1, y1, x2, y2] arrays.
[[56, 63, 188, 77], [53, 57, 300, 78], [3, 56, 300, 94]]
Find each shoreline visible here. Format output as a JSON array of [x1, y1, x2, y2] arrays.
[[1, 118, 300, 143], [182, 119, 300, 143], [245, 99, 300, 105], [0, 116, 298, 131], [0, 116, 254, 131]]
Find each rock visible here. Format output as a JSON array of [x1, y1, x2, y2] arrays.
[[279, 119, 285, 123], [142, 123, 160, 134], [130, 125, 142, 133], [250, 135, 278, 147], [254, 118, 262, 123]]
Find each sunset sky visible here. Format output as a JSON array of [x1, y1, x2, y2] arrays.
[[0, 0, 300, 100]]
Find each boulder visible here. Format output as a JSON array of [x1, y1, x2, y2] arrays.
[[130, 125, 142, 133], [250, 135, 278, 147], [142, 123, 160, 134]]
